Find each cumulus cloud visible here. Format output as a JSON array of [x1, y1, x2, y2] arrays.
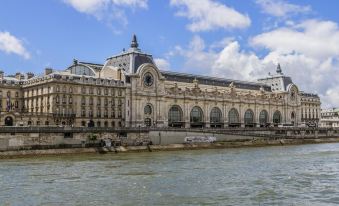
[[0, 31, 31, 59], [250, 19, 339, 108], [154, 58, 171, 70], [251, 20, 339, 60], [63, 0, 148, 29], [111, 0, 147, 8], [63, 0, 108, 14], [256, 0, 311, 17], [169, 19, 339, 108], [170, 0, 251, 32]]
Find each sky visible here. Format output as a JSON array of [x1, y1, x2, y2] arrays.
[[0, 0, 339, 108]]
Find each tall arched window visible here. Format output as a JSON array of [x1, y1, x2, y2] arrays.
[[273, 111, 281, 125], [291, 111, 295, 119], [228, 108, 239, 125], [190, 106, 203, 123], [210, 107, 222, 123], [291, 111, 295, 125], [244, 109, 254, 126], [210, 107, 222, 128], [259, 110, 268, 126], [144, 105, 152, 115], [168, 105, 183, 127]]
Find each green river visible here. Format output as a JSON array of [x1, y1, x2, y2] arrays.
[[1, 143, 339, 205]]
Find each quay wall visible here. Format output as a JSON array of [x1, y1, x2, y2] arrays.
[[0, 127, 338, 157]]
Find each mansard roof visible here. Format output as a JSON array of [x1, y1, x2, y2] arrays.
[[160, 70, 272, 91], [300, 92, 319, 98]]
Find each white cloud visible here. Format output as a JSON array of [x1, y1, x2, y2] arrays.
[[154, 58, 170, 70], [249, 19, 339, 108], [251, 20, 339, 60], [170, 35, 218, 71], [169, 19, 339, 108], [111, 0, 147, 8], [0, 31, 31, 59], [212, 41, 265, 81], [63, 0, 148, 29], [256, 0, 311, 17], [170, 0, 251, 32], [63, 0, 108, 14]]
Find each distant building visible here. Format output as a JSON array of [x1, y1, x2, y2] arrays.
[[0, 35, 321, 127], [320, 108, 339, 128]]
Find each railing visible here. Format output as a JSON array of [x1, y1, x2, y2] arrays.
[[52, 113, 76, 118], [0, 126, 338, 134]]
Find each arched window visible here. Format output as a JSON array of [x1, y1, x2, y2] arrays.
[[144, 105, 152, 115], [68, 64, 96, 76], [168, 105, 183, 127], [291, 111, 295, 119], [190, 106, 203, 123], [228, 108, 239, 124], [244, 109, 254, 126], [104, 121, 108, 127], [273, 111, 281, 124], [291, 111, 295, 125], [210, 107, 222, 123], [259, 110, 268, 126]]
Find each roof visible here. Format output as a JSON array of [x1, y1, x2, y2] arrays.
[[160, 70, 272, 91], [300, 92, 319, 98]]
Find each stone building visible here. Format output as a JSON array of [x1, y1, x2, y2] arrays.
[[320, 108, 339, 128], [0, 35, 321, 127]]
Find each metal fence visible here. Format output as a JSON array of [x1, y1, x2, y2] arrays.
[[0, 126, 337, 134]]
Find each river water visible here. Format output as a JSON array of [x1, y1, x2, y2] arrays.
[[1, 143, 339, 205]]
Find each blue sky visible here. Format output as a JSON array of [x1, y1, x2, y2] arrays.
[[0, 0, 339, 107]]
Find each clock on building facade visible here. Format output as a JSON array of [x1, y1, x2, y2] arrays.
[[143, 72, 154, 87]]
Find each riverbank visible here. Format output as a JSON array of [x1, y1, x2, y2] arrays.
[[1, 137, 339, 159]]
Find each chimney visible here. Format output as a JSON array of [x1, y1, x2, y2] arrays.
[[45, 67, 53, 75], [15, 72, 24, 80], [118, 69, 122, 80], [0, 70, 4, 79], [27, 72, 34, 79]]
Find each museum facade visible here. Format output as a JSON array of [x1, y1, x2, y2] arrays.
[[0, 35, 321, 127]]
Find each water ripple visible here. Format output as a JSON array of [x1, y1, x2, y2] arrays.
[[1, 143, 339, 205]]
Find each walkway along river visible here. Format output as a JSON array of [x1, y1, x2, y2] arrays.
[[1, 143, 339, 205]]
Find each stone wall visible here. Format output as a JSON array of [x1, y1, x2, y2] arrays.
[[0, 131, 149, 151], [0, 127, 338, 151]]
